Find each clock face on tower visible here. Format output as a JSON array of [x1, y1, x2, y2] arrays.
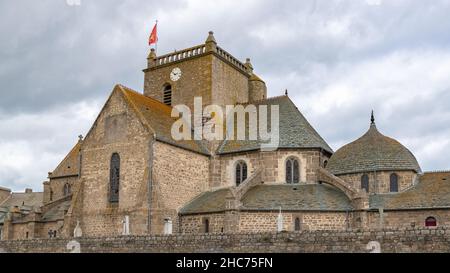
[[170, 67, 182, 82]]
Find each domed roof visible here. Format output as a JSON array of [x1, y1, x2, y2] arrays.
[[326, 113, 421, 175]]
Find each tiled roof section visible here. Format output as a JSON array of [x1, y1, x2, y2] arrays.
[[180, 184, 353, 214], [118, 85, 210, 156], [241, 184, 353, 211], [217, 96, 333, 154], [370, 172, 450, 210], [41, 200, 71, 222], [0, 192, 43, 208], [49, 141, 81, 178], [179, 188, 232, 214], [326, 124, 421, 175]]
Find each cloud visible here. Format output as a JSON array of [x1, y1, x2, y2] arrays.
[[1, 0, 450, 190]]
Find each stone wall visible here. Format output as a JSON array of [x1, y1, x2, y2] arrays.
[[44, 176, 78, 204], [2, 228, 450, 253], [180, 213, 225, 234], [368, 209, 450, 229], [79, 88, 151, 237], [150, 142, 209, 234], [179, 211, 350, 234], [211, 149, 325, 188], [338, 170, 417, 194], [211, 55, 249, 106], [144, 54, 213, 110]]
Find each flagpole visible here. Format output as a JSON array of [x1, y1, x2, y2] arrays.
[[155, 20, 158, 55]]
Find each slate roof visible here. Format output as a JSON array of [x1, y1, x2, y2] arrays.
[[179, 188, 232, 214], [241, 184, 353, 211], [0, 192, 43, 208], [180, 184, 353, 215], [41, 200, 71, 222], [370, 172, 450, 210], [118, 85, 210, 156], [326, 123, 421, 175], [217, 96, 333, 154]]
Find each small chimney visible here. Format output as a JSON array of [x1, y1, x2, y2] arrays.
[[25, 188, 33, 194]]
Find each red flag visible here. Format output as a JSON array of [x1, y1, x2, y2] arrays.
[[149, 22, 158, 46]]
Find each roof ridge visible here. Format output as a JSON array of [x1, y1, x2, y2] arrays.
[[118, 84, 173, 113]]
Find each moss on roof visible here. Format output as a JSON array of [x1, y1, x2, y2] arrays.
[[118, 85, 210, 156], [326, 123, 421, 175], [370, 172, 450, 210]]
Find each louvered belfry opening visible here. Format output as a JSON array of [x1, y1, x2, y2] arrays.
[[163, 84, 172, 106]]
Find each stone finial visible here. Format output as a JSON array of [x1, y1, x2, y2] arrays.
[[206, 31, 217, 44], [205, 31, 217, 52], [147, 48, 157, 59], [244, 58, 254, 74], [78, 134, 84, 142], [147, 48, 157, 68], [371, 110, 375, 126], [285, 89, 288, 96]]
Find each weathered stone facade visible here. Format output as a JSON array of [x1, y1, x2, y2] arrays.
[[338, 170, 418, 194], [2, 228, 450, 253], [1, 31, 449, 248]]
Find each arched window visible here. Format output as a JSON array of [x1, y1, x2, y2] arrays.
[[50, 190, 53, 201], [425, 217, 437, 227], [163, 84, 172, 106], [294, 217, 301, 231], [235, 161, 248, 186], [286, 157, 300, 184], [63, 183, 71, 196], [361, 174, 369, 193], [323, 160, 328, 168], [390, 173, 399, 193], [109, 153, 120, 203]]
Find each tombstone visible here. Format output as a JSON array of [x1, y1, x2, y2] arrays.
[[73, 221, 83, 238], [122, 215, 130, 236], [164, 218, 173, 235], [66, 240, 81, 253], [277, 208, 284, 232], [366, 241, 381, 253]]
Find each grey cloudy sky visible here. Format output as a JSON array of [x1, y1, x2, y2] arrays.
[[1, 0, 450, 191]]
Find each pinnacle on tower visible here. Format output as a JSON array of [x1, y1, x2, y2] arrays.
[[205, 31, 217, 52], [245, 58, 254, 74]]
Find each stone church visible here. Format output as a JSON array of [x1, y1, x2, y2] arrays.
[[1, 32, 450, 240]]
